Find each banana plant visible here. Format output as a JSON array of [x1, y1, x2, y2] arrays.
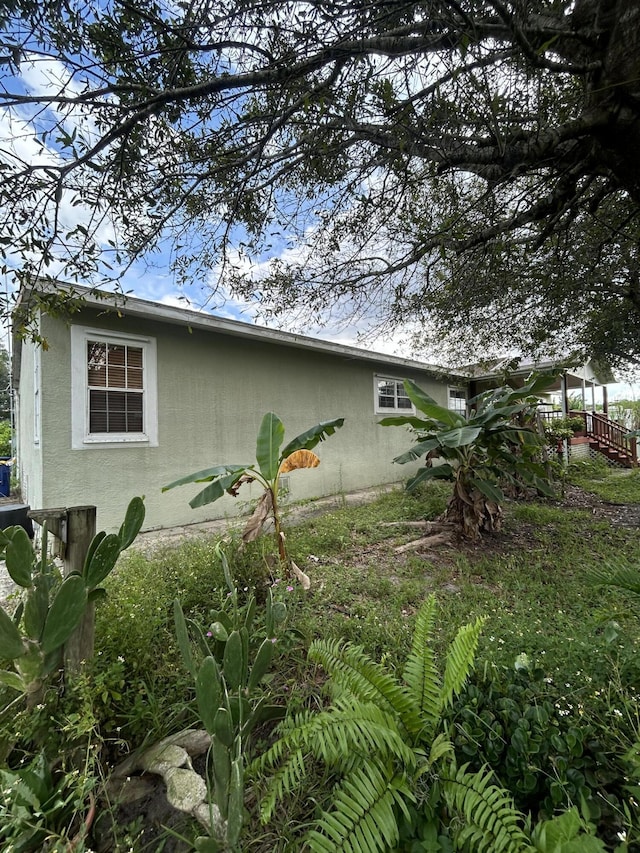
[[163, 413, 344, 583], [381, 375, 555, 540], [174, 549, 287, 852], [0, 496, 145, 707]]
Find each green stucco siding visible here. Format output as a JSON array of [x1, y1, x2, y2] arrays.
[[16, 339, 43, 510], [36, 310, 454, 531]]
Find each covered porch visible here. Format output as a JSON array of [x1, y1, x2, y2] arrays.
[[467, 357, 637, 468]]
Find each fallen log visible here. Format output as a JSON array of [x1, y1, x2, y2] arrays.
[[394, 532, 453, 553]]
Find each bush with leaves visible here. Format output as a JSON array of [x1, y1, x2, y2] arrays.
[[0, 420, 11, 457], [381, 375, 555, 539], [449, 663, 628, 844]]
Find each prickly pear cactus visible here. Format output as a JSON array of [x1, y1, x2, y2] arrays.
[[0, 496, 145, 706], [175, 550, 287, 851]]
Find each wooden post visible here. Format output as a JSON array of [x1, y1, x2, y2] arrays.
[[28, 505, 97, 675], [63, 507, 97, 674]]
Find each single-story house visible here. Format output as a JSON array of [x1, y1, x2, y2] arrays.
[[14, 284, 625, 532], [13, 284, 473, 532]]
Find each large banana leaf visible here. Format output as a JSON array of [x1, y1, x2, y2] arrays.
[[406, 464, 454, 491], [281, 417, 345, 458], [190, 470, 251, 509], [256, 412, 286, 481], [470, 402, 537, 426], [470, 477, 504, 503], [403, 379, 465, 428], [438, 426, 482, 448], [162, 464, 250, 491], [393, 437, 440, 464], [378, 415, 428, 429]]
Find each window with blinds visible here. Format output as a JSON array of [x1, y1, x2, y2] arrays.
[[87, 341, 144, 434]]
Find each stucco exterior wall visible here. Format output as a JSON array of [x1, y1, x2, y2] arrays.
[[15, 338, 43, 510], [35, 309, 456, 532]]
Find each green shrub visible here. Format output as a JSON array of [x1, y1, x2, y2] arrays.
[[449, 663, 628, 843], [0, 420, 11, 457]]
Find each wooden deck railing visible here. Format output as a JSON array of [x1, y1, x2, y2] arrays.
[[539, 409, 638, 466]]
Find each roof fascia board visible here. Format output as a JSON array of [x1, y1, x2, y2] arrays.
[[29, 281, 469, 380]]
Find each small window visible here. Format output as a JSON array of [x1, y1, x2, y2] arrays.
[[71, 327, 158, 448], [448, 387, 467, 416], [375, 377, 414, 413]]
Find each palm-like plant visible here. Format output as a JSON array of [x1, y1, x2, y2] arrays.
[[163, 413, 344, 582], [381, 375, 555, 539], [251, 596, 531, 852]]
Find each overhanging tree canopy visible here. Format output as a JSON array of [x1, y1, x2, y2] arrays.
[[2, 0, 639, 364]]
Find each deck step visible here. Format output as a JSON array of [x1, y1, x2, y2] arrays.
[[588, 439, 634, 468]]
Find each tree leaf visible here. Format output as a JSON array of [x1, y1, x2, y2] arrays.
[[393, 438, 440, 464], [470, 478, 504, 503], [403, 380, 464, 427], [281, 417, 345, 457], [242, 490, 273, 542], [439, 426, 482, 448], [406, 464, 454, 491], [256, 412, 285, 481], [162, 464, 250, 492], [190, 470, 249, 509]]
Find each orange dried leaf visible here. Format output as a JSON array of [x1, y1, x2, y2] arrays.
[[279, 449, 320, 474]]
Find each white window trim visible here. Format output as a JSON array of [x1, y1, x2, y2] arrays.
[[448, 386, 468, 415], [71, 326, 158, 449], [33, 345, 41, 446], [373, 375, 416, 415]]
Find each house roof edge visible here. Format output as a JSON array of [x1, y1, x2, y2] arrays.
[[24, 281, 468, 379]]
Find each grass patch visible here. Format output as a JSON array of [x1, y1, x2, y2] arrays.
[[569, 457, 640, 503]]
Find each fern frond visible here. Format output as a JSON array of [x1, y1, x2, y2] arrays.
[[310, 639, 423, 734], [444, 763, 530, 853], [441, 617, 486, 708], [402, 595, 442, 731], [586, 560, 640, 598], [305, 760, 412, 853], [258, 746, 309, 823], [253, 701, 416, 822]]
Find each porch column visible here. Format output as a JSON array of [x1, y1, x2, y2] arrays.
[[603, 385, 609, 415], [561, 373, 569, 415], [581, 377, 586, 411], [591, 381, 596, 412]]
